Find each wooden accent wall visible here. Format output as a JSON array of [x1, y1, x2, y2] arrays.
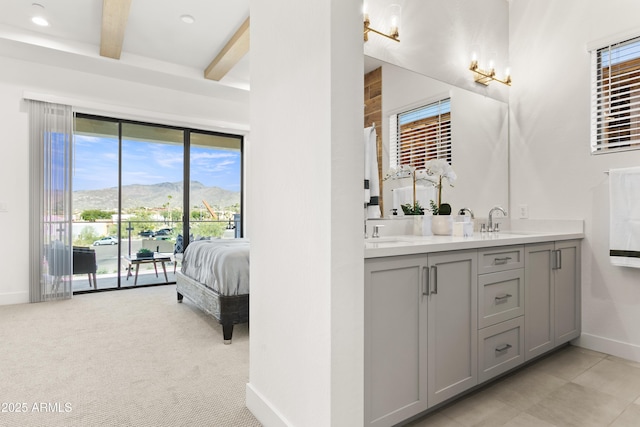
[[364, 67, 382, 127], [364, 67, 384, 215]]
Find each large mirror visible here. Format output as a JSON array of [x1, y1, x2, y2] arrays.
[[365, 56, 508, 220]]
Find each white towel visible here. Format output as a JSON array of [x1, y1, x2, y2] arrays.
[[609, 166, 640, 268], [392, 185, 436, 213], [364, 126, 381, 218]]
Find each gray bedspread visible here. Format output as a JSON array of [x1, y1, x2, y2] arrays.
[[181, 239, 250, 296]]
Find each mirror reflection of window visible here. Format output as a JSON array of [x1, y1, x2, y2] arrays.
[[390, 98, 452, 170]]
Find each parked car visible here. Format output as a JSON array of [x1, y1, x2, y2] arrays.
[[138, 230, 155, 238], [155, 228, 173, 237], [93, 236, 118, 246]]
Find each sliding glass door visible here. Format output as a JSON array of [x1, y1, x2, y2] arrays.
[[188, 132, 243, 240], [71, 114, 243, 292], [72, 117, 119, 291]]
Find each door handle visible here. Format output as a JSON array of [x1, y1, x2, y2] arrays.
[[495, 343, 512, 354], [552, 249, 562, 270], [422, 266, 429, 296], [495, 293, 512, 303], [430, 265, 438, 295], [557, 249, 562, 270], [494, 256, 511, 265]]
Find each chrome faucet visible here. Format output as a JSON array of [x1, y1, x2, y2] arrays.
[[488, 206, 507, 231], [372, 224, 384, 238], [458, 207, 475, 219]]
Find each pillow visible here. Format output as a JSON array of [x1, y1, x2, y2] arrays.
[[174, 234, 184, 254]]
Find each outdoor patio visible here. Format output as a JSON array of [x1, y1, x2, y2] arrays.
[[72, 256, 180, 292]]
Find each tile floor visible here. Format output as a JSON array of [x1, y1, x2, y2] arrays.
[[406, 345, 640, 427]]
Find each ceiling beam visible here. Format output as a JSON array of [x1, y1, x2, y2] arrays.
[[205, 17, 250, 81], [100, 0, 132, 60]]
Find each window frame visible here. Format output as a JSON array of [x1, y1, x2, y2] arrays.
[[590, 34, 640, 154], [389, 95, 452, 169]]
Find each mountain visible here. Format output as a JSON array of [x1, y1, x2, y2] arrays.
[[72, 181, 239, 212]]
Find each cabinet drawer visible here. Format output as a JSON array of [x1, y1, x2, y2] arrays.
[[478, 269, 524, 328], [478, 316, 524, 383], [478, 246, 524, 274]]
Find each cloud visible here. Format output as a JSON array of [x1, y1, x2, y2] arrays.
[[73, 135, 240, 191]]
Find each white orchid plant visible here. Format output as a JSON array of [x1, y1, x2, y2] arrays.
[[384, 159, 456, 215], [423, 159, 456, 215]]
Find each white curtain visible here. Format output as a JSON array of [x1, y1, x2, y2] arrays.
[[28, 100, 74, 302]]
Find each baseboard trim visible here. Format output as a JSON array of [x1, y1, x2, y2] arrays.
[[574, 333, 640, 363], [0, 291, 29, 306], [246, 382, 291, 427]]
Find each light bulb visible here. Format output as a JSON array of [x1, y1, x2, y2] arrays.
[[388, 4, 401, 32]]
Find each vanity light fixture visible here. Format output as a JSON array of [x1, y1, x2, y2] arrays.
[[363, 3, 400, 43], [469, 57, 511, 86], [31, 3, 49, 27]]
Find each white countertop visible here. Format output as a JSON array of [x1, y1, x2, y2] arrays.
[[364, 230, 584, 258]]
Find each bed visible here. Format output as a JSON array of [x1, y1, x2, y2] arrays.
[[176, 238, 250, 344]]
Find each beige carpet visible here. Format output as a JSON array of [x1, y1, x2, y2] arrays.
[[0, 285, 261, 427]]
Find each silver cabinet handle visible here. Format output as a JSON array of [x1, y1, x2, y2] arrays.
[[495, 344, 512, 353], [422, 266, 429, 296], [495, 293, 512, 303], [494, 256, 512, 265], [552, 249, 562, 270], [557, 250, 562, 270], [431, 265, 438, 295]]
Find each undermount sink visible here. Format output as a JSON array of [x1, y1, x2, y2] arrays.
[[496, 231, 539, 236], [365, 236, 415, 245]]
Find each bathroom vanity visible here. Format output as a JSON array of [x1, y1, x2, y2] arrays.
[[364, 229, 583, 427]]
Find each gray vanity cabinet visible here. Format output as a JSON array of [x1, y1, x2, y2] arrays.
[[364, 255, 428, 427], [365, 236, 581, 426], [426, 250, 478, 407], [364, 250, 478, 426], [524, 240, 581, 361]]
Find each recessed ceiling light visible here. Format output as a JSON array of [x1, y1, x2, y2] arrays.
[[32, 16, 49, 26], [180, 14, 195, 24], [31, 3, 49, 27]]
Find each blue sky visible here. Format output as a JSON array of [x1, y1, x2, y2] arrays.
[[73, 135, 241, 192]]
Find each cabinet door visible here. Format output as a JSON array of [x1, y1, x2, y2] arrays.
[[427, 250, 478, 407], [364, 256, 428, 427], [524, 243, 555, 361], [554, 240, 581, 345]]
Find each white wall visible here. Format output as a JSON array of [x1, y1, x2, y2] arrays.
[[509, 0, 640, 361], [246, 0, 363, 425], [0, 79, 30, 304], [0, 56, 249, 305]]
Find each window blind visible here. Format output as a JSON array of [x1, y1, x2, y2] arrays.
[[28, 100, 74, 301], [390, 98, 452, 169], [591, 36, 640, 153]]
